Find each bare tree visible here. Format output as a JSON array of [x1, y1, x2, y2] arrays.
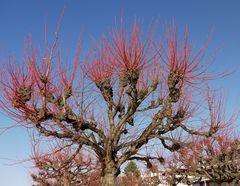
[[0, 20, 226, 185], [166, 134, 240, 186], [31, 142, 100, 186]]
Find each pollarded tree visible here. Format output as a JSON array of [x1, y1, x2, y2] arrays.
[[166, 134, 240, 186], [31, 143, 100, 186], [0, 20, 227, 185]]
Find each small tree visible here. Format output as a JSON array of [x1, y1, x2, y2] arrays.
[[31, 144, 100, 186], [118, 161, 141, 186], [0, 19, 228, 185], [124, 161, 141, 177]]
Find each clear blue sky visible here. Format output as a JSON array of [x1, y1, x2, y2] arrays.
[[0, 1, 240, 185]]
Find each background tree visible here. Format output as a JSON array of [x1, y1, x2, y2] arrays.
[[124, 161, 141, 177], [118, 161, 141, 186], [0, 19, 227, 185], [166, 134, 240, 186], [31, 143, 100, 186]]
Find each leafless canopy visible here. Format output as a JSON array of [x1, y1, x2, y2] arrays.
[[0, 20, 228, 185]]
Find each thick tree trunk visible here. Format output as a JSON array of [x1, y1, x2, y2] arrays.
[[63, 183, 70, 186], [101, 160, 119, 186], [230, 179, 237, 186], [62, 177, 70, 186], [102, 172, 117, 186]]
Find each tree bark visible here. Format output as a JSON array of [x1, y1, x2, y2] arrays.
[[101, 160, 119, 186], [230, 179, 237, 186], [102, 172, 117, 186], [63, 177, 71, 186]]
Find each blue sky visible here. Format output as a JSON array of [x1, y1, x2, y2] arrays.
[[0, 1, 240, 185]]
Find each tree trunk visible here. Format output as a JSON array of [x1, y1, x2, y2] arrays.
[[102, 172, 117, 186], [101, 160, 119, 186], [62, 177, 70, 186], [230, 179, 237, 186]]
